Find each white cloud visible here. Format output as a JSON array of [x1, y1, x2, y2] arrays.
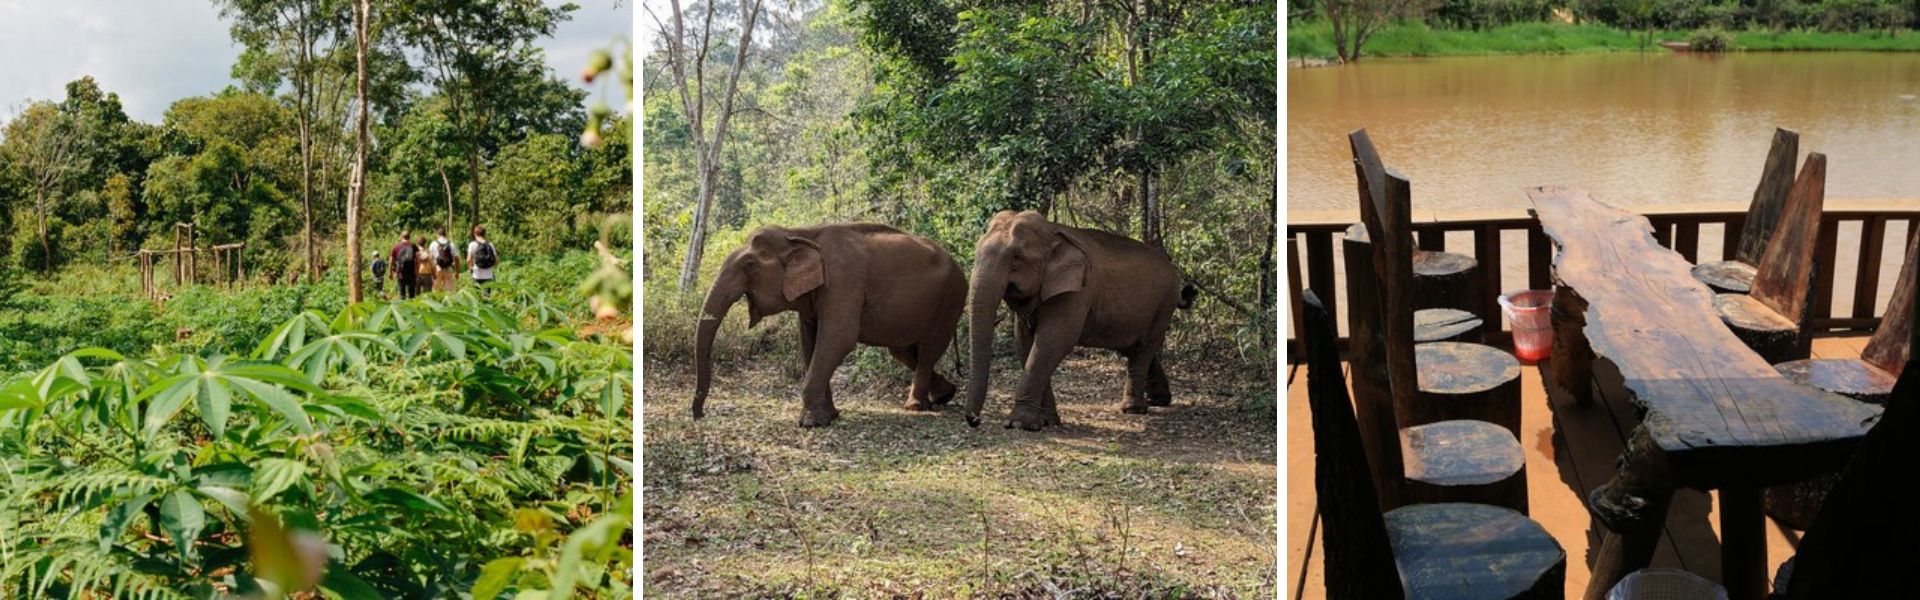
[[0, 0, 633, 123]]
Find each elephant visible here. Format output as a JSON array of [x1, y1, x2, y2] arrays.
[[963, 210, 1196, 431], [693, 223, 967, 427]]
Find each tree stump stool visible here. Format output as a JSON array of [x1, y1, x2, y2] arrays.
[[1693, 260, 1757, 294], [1607, 568, 1727, 600], [1413, 342, 1523, 436], [1775, 359, 1897, 404], [1413, 250, 1479, 313], [1401, 420, 1529, 513], [1385, 503, 1565, 599], [1415, 308, 1484, 343], [1346, 223, 1482, 315], [1714, 294, 1806, 364]]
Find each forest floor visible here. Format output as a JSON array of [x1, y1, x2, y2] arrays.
[[642, 348, 1277, 598]]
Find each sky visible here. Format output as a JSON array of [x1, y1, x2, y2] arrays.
[[0, 0, 633, 123]]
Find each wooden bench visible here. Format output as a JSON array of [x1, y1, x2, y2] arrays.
[[1303, 289, 1567, 599], [1692, 127, 1799, 294], [1346, 224, 1486, 343], [1528, 187, 1881, 600], [1714, 153, 1825, 364]]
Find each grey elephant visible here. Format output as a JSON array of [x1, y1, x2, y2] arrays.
[[963, 211, 1195, 430], [693, 223, 967, 427]]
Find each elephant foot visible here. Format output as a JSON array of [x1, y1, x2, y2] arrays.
[[798, 407, 840, 427], [902, 398, 936, 412], [930, 385, 957, 406], [1004, 406, 1061, 431], [1147, 394, 1173, 407], [1119, 402, 1152, 415]]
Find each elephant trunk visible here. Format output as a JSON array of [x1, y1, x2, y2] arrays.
[[692, 265, 744, 419], [963, 264, 1007, 427]]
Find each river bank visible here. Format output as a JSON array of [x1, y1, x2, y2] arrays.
[[1288, 20, 1920, 61]]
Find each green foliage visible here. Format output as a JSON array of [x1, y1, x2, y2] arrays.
[[1690, 26, 1735, 50], [0, 259, 632, 598]]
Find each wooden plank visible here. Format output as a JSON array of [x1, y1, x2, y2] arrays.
[[1851, 215, 1887, 320], [1477, 225, 1503, 324], [1526, 186, 1877, 486], [1737, 128, 1801, 264], [1288, 233, 1307, 359], [1300, 292, 1405, 598], [1722, 217, 1746, 262], [1418, 229, 1444, 252], [1652, 221, 1671, 248], [1305, 230, 1336, 330], [1528, 223, 1552, 291], [1860, 231, 1920, 373], [1811, 218, 1840, 323], [1751, 153, 1827, 325], [1675, 221, 1700, 264]]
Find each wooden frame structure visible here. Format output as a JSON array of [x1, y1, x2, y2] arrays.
[[135, 222, 247, 300]]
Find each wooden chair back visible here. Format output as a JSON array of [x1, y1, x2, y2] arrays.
[[1350, 128, 1417, 508], [1735, 128, 1800, 264], [1750, 152, 1827, 326], [1859, 232, 1920, 375], [1302, 289, 1407, 599]]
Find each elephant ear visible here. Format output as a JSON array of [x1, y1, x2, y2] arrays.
[[1040, 230, 1089, 302], [781, 237, 825, 301]]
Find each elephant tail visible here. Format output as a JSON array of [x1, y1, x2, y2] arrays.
[[1178, 283, 1198, 310]]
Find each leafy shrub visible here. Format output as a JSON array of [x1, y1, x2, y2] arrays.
[[1690, 27, 1734, 50]]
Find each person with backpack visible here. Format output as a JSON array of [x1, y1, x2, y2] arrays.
[[390, 231, 422, 300], [468, 225, 498, 292], [370, 256, 388, 299], [427, 228, 459, 292]]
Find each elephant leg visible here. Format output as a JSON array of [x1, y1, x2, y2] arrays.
[[1010, 313, 1080, 431], [1014, 316, 1060, 424], [888, 346, 938, 411], [800, 316, 831, 407], [1147, 356, 1173, 407], [799, 323, 856, 427], [1120, 348, 1154, 414]]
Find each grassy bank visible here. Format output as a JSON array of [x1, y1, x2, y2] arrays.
[[642, 346, 1277, 596], [1288, 20, 1920, 60]]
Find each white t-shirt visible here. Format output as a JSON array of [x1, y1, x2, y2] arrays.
[[468, 240, 496, 280]]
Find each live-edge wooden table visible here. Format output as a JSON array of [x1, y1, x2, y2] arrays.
[[1528, 187, 1882, 600]]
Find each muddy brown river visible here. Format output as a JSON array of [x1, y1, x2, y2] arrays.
[[1289, 51, 1920, 322]]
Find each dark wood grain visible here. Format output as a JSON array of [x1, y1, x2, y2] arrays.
[[1385, 503, 1566, 600], [1306, 230, 1336, 329], [1413, 250, 1477, 314], [1412, 342, 1523, 436], [1850, 215, 1887, 320], [1353, 130, 1423, 458], [1401, 420, 1528, 512], [1527, 186, 1878, 488], [1301, 290, 1408, 599], [1858, 230, 1920, 374], [1750, 153, 1826, 325], [1343, 224, 1407, 510], [1735, 128, 1799, 264], [1782, 357, 1920, 599], [1480, 224, 1504, 325]]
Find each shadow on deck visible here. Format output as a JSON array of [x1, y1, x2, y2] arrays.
[[1284, 336, 1868, 598]]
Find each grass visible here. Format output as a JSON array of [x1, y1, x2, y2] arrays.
[[1288, 19, 1920, 61], [642, 341, 1277, 597]]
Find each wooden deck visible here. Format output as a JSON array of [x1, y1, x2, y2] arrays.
[[1285, 334, 1875, 598]]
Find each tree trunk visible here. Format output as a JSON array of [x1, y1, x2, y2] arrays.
[[439, 164, 456, 239], [678, 160, 717, 291], [468, 143, 482, 232], [36, 188, 50, 274], [347, 0, 371, 303]]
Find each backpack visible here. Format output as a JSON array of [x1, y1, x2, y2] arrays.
[[433, 242, 455, 268], [473, 241, 497, 269], [371, 258, 387, 277], [395, 243, 417, 272]]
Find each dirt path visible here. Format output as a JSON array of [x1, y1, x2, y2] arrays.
[[643, 349, 1277, 597]]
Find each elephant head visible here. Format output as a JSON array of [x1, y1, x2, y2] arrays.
[[692, 227, 825, 418], [963, 211, 1088, 427]]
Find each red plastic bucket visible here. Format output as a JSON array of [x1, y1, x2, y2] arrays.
[[1499, 290, 1555, 362]]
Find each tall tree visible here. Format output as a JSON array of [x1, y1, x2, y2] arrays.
[[348, 0, 371, 303], [1325, 0, 1439, 62], [394, 0, 576, 233], [217, 0, 352, 282], [0, 103, 90, 273], [654, 0, 766, 291]]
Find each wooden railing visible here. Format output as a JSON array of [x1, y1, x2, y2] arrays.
[[1286, 199, 1920, 361]]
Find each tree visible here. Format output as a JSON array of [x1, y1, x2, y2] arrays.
[[0, 103, 90, 272], [653, 0, 767, 292], [393, 0, 577, 233], [216, 0, 355, 282], [348, 0, 371, 303], [1324, 0, 1439, 62]]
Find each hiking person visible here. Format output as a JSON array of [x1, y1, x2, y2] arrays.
[[390, 231, 422, 300], [427, 228, 459, 292], [468, 225, 498, 293], [370, 256, 388, 299]]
